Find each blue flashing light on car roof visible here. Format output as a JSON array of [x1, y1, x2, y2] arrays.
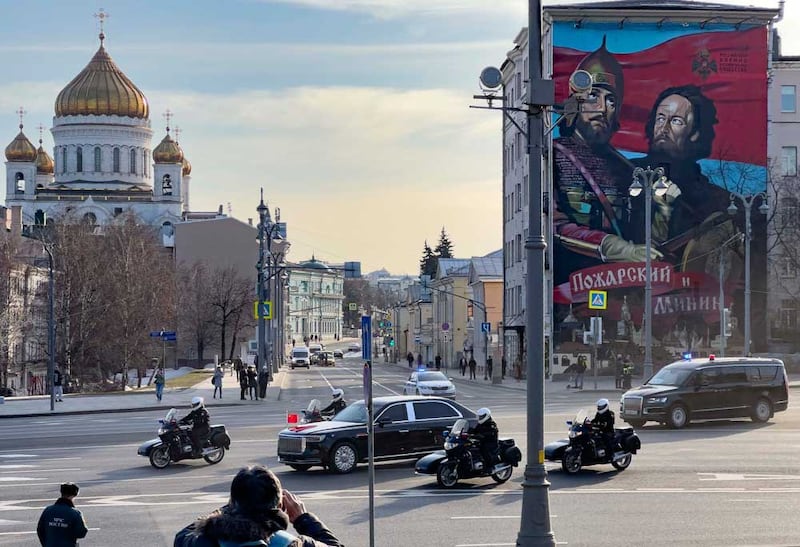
[[682, 352, 692, 361], [417, 365, 427, 372]]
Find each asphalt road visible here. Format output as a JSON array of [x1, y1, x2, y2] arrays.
[[3, 354, 800, 546]]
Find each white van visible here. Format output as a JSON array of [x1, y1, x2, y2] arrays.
[[290, 347, 311, 369]]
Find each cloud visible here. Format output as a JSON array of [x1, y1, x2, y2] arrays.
[[261, 0, 525, 19]]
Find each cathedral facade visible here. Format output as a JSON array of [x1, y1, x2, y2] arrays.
[[3, 31, 191, 240]]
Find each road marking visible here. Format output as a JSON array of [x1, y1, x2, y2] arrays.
[[0, 519, 25, 526], [0, 454, 38, 458], [0, 465, 35, 469], [0, 527, 100, 536], [0, 468, 80, 474], [0, 477, 45, 482], [451, 516, 520, 519], [698, 473, 800, 481]]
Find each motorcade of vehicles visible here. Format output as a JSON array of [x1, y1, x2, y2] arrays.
[[620, 356, 789, 429], [333, 349, 344, 359], [137, 408, 231, 469], [277, 395, 476, 474], [414, 418, 521, 488], [346, 343, 361, 353], [316, 351, 336, 367], [308, 343, 323, 355], [290, 399, 328, 424], [403, 369, 456, 399], [290, 347, 311, 369], [544, 408, 640, 474]]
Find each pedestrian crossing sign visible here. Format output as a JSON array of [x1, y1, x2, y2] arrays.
[[588, 290, 607, 310], [253, 301, 273, 319]]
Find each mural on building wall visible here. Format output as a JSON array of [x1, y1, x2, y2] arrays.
[[551, 22, 768, 364]]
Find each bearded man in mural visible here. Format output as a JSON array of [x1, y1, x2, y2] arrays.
[[553, 38, 660, 285], [631, 85, 742, 276]]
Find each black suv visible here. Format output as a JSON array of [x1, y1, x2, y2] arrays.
[[620, 357, 789, 429], [277, 395, 477, 473]]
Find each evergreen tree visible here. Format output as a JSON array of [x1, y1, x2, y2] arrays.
[[434, 227, 454, 258], [420, 241, 437, 277]]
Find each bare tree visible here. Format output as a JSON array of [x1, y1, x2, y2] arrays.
[[178, 262, 217, 365], [207, 265, 252, 362]]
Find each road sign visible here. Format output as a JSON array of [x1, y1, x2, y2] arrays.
[[481, 322, 491, 333], [163, 333, 177, 342], [386, 314, 392, 321], [441, 322, 450, 331], [361, 316, 372, 361], [349, 302, 358, 311], [588, 290, 607, 310], [384, 321, 392, 327], [253, 301, 273, 319], [149, 331, 162, 338], [414, 335, 421, 343]]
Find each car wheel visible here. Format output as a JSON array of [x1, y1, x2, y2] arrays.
[[626, 419, 646, 428], [751, 398, 772, 423], [436, 462, 459, 488], [291, 365, 295, 370], [561, 448, 582, 474], [415, 388, 420, 396], [328, 442, 358, 474], [667, 404, 689, 429], [289, 464, 312, 472], [611, 454, 632, 471]]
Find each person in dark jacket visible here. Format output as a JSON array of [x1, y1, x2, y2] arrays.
[[406, 352, 414, 368], [471, 407, 499, 471], [320, 389, 346, 417], [468, 356, 477, 380], [239, 367, 249, 401], [37, 482, 88, 546], [180, 396, 211, 456], [247, 365, 259, 401], [174, 465, 343, 547], [53, 366, 64, 402], [591, 398, 616, 457], [258, 367, 269, 399]]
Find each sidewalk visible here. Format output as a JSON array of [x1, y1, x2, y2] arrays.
[[0, 366, 287, 419]]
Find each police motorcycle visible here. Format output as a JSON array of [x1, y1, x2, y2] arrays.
[[544, 408, 641, 474], [301, 399, 329, 423], [415, 418, 522, 488], [138, 408, 231, 469]]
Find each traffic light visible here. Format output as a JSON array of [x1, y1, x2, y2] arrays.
[[389, 337, 395, 347]]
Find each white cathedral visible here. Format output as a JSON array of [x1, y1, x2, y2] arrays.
[[3, 30, 191, 238]]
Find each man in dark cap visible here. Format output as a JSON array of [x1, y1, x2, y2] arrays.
[[174, 465, 342, 546], [37, 482, 88, 546], [553, 37, 662, 284]]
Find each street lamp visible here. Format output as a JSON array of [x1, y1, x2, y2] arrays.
[[256, 189, 269, 383], [630, 166, 670, 381], [21, 223, 55, 413], [726, 191, 768, 355]]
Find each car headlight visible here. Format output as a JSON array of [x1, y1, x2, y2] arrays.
[[304, 435, 326, 443], [646, 396, 668, 404]]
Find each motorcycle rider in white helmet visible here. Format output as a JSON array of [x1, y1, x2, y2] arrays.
[[179, 396, 210, 457], [321, 388, 347, 417], [471, 407, 500, 472], [591, 398, 616, 458]]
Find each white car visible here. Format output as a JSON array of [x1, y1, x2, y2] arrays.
[[403, 370, 456, 399], [290, 347, 311, 369]]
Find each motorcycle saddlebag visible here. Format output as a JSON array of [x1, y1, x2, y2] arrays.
[[623, 434, 641, 454], [210, 426, 231, 449], [414, 450, 447, 474], [502, 445, 522, 467]]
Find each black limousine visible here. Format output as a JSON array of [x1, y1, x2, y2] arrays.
[[278, 395, 477, 473]]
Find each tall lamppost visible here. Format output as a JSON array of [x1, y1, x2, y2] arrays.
[[256, 190, 269, 382], [726, 191, 768, 355], [630, 166, 670, 381]]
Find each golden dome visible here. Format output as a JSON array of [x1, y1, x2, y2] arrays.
[[36, 142, 54, 174], [5, 125, 37, 162], [153, 132, 184, 163], [55, 34, 149, 119], [182, 156, 192, 176]]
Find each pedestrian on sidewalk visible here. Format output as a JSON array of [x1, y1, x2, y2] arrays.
[[435, 355, 442, 370], [233, 357, 243, 381], [501, 354, 507, 379], [247, 365, 258, 400], [53, 366, 64, 402], [154, 367, 165, 402], [468, 355, 477, 380], [239, 366, 248, 401], [486, 355, 493, 380], [258, 367, 269, 399], [458, 355, 467, 376], [576, 356, 587, 390], [407, 352, 414, 368], [37, 482, 88, 547], [212, 366, 224, 399], [514, 356, 522, 382]]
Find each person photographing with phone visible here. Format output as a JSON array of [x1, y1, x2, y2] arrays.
[[174, 465, 343, 546]]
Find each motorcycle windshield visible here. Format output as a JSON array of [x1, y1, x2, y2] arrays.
[[165, 408, 177, 422], [449, 418, 469, 436], [573, 409, 587, 425], [307, 399, 321, 413]]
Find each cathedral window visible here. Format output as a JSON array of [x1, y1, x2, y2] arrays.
[[130, 149, 136, 174], [94, 147, 101, 172], [113, 148, 120, 173], [142, 150, 147, 177], [82, 212, 97, 226], [76, 147, 83, 172], [162, 174, 173, 196], [14, 172, 24, 194], [61, 148, 67, 174]]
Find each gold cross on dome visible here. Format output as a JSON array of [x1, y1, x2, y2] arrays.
[[15, 106, 26, 128], [37, 123, 45, 144], [162, 109, 173, 132], [174, 126, 182, 143], [94, 8, 109, 34]]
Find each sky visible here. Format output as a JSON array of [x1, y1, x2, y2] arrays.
[[0, 0, 795, 275]]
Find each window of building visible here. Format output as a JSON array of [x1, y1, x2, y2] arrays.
[[114, 207, 124, 217], [781, 197, 798, 229], [61, 148, 67, 174], [142, 150, 147, 177], [516, 234, 522, 262], [516, 183, 522, 211], [130, 149, 136, 174], [14, 172, 24, 194], [782, 146, 797, 176], [523, 175, 529, 206], [780, 256, 798, 278], [781, 85, 796, 113], [94, 147, 101, 172], [516, 72, 522, 103], [113, 148, 120, 172], [83, 212, 97, 225], [76, 146, 83, 172], [780, 299, 798, 329]]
